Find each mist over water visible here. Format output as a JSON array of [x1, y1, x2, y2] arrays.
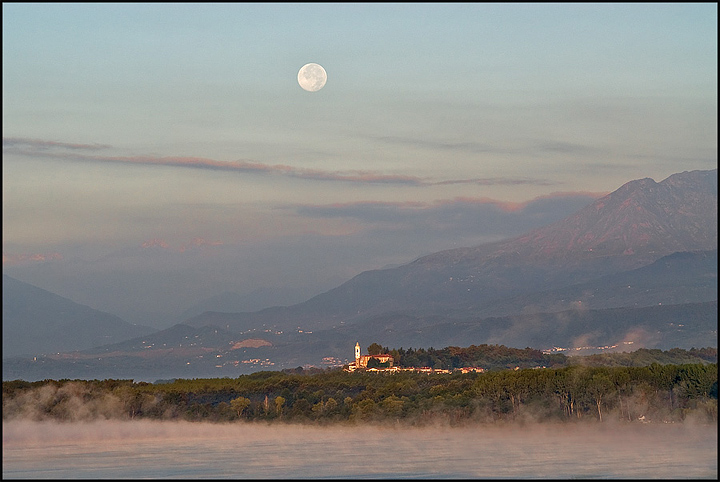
[[3, 420, 716, 479]]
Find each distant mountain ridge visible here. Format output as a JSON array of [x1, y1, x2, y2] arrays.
[[3, 299, 715, 382], [2, 274, 156, 358], [408, 170, 717, 281], [186, 169, 717, 334], [178, 286, 317, 323], [490, 169, 717, 262], [455, 249, 718, 319]]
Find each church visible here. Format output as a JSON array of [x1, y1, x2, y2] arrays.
[[348, 342, 394, 370]]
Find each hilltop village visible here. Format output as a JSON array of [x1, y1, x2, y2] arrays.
[[345, 342, 485, 374]]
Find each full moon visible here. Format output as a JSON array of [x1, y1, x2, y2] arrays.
[[298, 63, 327, 92]]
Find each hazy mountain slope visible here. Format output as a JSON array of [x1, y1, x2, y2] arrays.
[[4, 300, 715, 382], [177, 286, 315, 323], [2, 275, 156, 358], [400, 169, 717, 301], [187, 169, 717, 333], [479, 169, 717, 263], [334, 301, 718, 353], [459, 249, 717, 318], [81, 323, 242, 354]]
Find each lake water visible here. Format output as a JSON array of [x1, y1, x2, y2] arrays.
[[3, 420, 716, 479]]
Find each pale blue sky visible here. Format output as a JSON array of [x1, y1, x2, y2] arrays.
[[3, 3, 717, 327]]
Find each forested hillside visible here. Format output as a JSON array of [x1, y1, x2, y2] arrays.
[[371, 344, 717, 371]]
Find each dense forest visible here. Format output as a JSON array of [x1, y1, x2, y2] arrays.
[[364, 344, 717, 370], [4, 346, 716, 426]]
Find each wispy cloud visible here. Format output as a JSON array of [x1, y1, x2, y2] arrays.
[[2, 137, 111, 151], [429, 178, 558, 187], [290, 192, 607, 220], [374, 135, 606, 158], [285, 192, 607, 243], [3, 137, 558, 187], [375, 136, 498, 153]]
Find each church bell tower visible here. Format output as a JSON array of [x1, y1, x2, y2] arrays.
[[355, 342, 361, 368]]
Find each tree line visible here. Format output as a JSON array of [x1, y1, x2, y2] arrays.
[[366, 343, 716, 370], [3, 346, 716, 426]]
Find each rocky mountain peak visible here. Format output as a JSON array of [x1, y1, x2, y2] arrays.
[[422, 169, 717, 268]]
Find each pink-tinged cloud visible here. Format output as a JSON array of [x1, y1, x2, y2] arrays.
[[3, 137, 558, 187], [2, 252, 63, 266]]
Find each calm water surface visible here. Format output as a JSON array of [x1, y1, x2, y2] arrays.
[[3, 420, 716, 479]]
